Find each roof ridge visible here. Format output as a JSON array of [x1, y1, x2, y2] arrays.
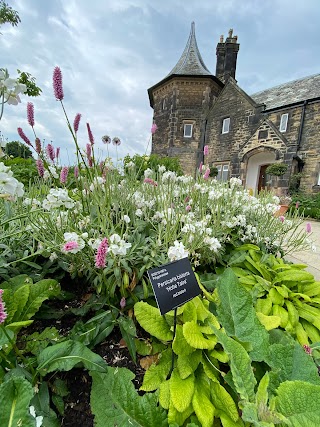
[[251, 72, 320, 96]]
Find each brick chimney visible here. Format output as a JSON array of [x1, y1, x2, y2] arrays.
[[215, 29, 240, 82]]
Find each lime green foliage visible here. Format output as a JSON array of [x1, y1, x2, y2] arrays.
[[0, 376, 35, 427], [90, 367, 168, 427], [229, 246, 320, 345], [135, 302, 173, 341], [124, 153, 183, 179]]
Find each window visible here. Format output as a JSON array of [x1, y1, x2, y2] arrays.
[[258, 130, 268, 139], [184, 124, 193, 138], [222, 117, 230, 134], [216, 163, 229, 181], [162, 98, 166, 110], [280, 113, 288, 132]]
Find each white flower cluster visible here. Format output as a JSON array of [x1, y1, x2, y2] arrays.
[[168, 241, 189, 262], [42, 188, 75, 210], [0, 163, 24, 197], [109, 234, 132, 256], [0, 69, 27, 105]]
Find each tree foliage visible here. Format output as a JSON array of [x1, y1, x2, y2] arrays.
[[0, 0, 20, 29], [5, 140, 33, 158]]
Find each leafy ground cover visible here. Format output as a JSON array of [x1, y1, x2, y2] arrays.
[[1, 67, 320, 426]]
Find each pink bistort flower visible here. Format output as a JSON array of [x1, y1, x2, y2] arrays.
[[73, 113, 81, 134], [203, 145, 209, 156], [95, 238, 108, 269], [46, 143, 56, 162], [151, 123, 158, 134], [203, 168, 210, 180], [279, 215, 285, 223], [35, 138, 41, 154], [86, 123, 94, 145], [0, 289, 7, 324], [63, 241, 79, 252], [53, 66, 64, 101], [306, 222, 312, 233], [27, 102, 35, 127], [36, 159, 45, 177], [17, 127, 32, 147], [199, 161, 203, 172], [74, 166, 79, 179], [120, 297, 126, 309], [60, 166, 69, 184]]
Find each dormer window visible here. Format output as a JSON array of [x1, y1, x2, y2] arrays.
[[222, 117, 230, 134], [184, 124, 193, 138], [280, 113, 288, 132]]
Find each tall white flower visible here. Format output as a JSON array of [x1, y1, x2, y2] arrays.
[[168, 241, 189, 262]]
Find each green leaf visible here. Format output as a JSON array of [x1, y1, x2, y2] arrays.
[[0, 376, 35, 427], [159, 380, 171, 409], [118, 316, 137, 363], [183, 321, 217, 349], [170, 369, 195, 412], [216, 268, 270, 361], [177, 350, 202, 379], [213, 327, 256, 402], [11, 285, 30, 322], [25, 327, 61, 355], [192, 372, 215, 427], [275, 381, 320, 426], [37, 340, 107, 375], [70, 311, 114, 347], [20, 279, 60, 321], [211, 382, 239, 422], [172, 325, 195, 356], [134, 302, 173, 341], [140, 349, 172, 392], [91, 368, 168, 427], [273, 270, 314, 284]]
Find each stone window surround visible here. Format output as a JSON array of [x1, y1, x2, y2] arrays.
[[183, 120, 195, 138], [222, 117, 230, 134], [279, 113, 288, 132], [213, 161, 230, 181]]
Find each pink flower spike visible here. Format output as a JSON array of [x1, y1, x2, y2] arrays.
[[203, 145, 209, 156], [56, 147, 60, 159], [53, 66, 64, 100], [120, 297, 126, 309], [151, 123, 158, 134], [27, 102, 35, 127], [306, 222, 312, 233], [279, 215, 285, 223], [60, 166, 69, 184], [0, 289, 8, 324], [46, 143, 56, 162], [74, 166, 79, 178], [303, 344, 312, 355], [17, 127, 32, 147], [199, 161, 203, 172], [73, 113, 81, 134], [95, 238, 108, 269], [295, 201, 300, 209], [63, 241, 79, 252], [35, 138, 42, 154], [186, 205, 191, 212], [203, 168, 210, 180], [86, 123, 94, 145], [36, 159, 45, 177]]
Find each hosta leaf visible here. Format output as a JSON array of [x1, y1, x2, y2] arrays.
[[216, 268, 269, 361], [91, 368, 168, 427], [134, 302, 173, 341], [177, 350, 202, 379], [0, 376, 35, 427], [213, 327, 256, 402], [37, 340, 107, 375], [20, 279, 60, 321], [275, 381, 320, 427], [140, 348, 172, 391], [172, 325, 195, 356], [183, 321, 217, 349], [170, 370, 195, 412], [211, 382, 239, 422]]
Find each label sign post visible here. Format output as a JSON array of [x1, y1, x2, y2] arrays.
[[147, 257, 201, 316]]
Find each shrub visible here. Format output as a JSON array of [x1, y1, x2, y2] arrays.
[[1, 157, 38, 186]]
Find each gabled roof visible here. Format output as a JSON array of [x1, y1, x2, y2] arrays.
[[251, 74, 320, 111], [167, 22, 212, 76]]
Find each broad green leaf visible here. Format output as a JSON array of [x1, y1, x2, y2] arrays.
[[0, 376, 35, 427], [213, 327, 256, 402], [118, 315, 137, 363], [168, 402, 194, 426], [159, 380, 171, 409], [20, 279, 60, 321], [172, 325, 195, 356], [135, 338, 152, 356], [140, 349, 172, 391], [0, 327, 14, 348], [183, 300, 198, 323], [275, 381, 320, 427], [216, 268, 269, 361], [12, 285, 30, 322], [192, 375, 215, 427], [256, 312, 281, 331], [211, 382, 239, 422], [1, 289, 18, 324], [91, 368, 168, 427], [220, 413, 244, 426], [267, 342, 320, 393], [256, 372, 269, 408], [193, 297, 209, 322], [37, 340, 107, 375], [273, 270, 314, 284], [1, 275, 32, 291], [25, 327, 61, 355], [69, 311, 114, 347], [183, 321, 217, 349], [177, 350, 202, 379], [134, 302, 173, 341], [31, 382, 60, 427], [170, 369, 195, 412], [5, 320, 33, 332]]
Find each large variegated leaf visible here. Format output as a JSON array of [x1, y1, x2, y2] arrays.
[[0, 376, 35, 427], [91, 368, 168, 427], [134, 302, 173, 341]]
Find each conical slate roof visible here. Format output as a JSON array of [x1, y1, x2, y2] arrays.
[[167, 22, 212, 76]]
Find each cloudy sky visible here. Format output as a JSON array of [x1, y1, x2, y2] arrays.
[[1, 0, 320, 165]]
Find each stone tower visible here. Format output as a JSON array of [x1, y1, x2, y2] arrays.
[[148, 22, 223, 175]]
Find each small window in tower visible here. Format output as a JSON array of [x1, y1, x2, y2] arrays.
[[280, 113, 288, 132], [184, 124, 193, 138], [162, 98, 166, 110], [222, 117, 230, 134]]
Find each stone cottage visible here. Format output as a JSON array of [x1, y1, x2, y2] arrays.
[[148, 23, 320, 194]]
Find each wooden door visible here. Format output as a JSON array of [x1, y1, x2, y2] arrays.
[[258, 164, 271, 192]]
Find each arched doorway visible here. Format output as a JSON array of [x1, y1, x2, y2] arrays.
[[245, 151, 276, 194]]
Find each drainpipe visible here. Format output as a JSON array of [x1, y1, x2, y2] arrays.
[[297, 100, 307, 152], [196, 119, 208, 176]]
